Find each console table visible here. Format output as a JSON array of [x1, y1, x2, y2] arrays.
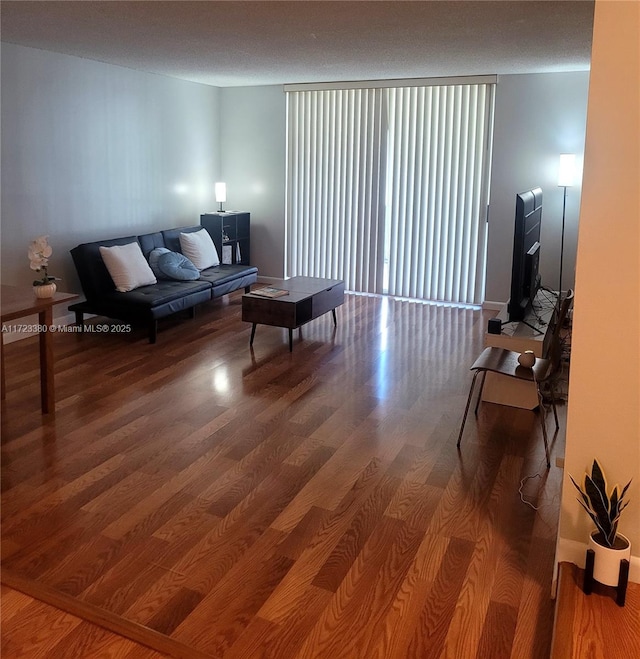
[[1, 285, 78, 414], [482, 289, 558, 409], [242, 277, 344, 352]]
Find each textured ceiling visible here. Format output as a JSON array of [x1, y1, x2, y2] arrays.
[[0, 1, 595, 87]]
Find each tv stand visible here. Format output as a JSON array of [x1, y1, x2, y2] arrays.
[[517, 318, 544, 335], [483, 289, 558, 409]]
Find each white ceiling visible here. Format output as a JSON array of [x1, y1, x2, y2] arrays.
[[0, 1, 594, 87]]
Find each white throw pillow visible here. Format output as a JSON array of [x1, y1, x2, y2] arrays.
[[179, 229, 220, 270], [99, 242, 157, 292]]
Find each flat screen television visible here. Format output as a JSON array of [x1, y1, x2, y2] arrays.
[[508, 187, 543, 322]]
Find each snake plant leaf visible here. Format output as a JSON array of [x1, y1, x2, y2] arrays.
[[619, 479, 632, 501], [570, 475, 592, 508], [584, 473, 610, 532], [576, 499, 606, 536], [611, 481, 632, 519], [590, 459, 609, 504], [570, 462, 631, 549], [610, 485, 620, 517]]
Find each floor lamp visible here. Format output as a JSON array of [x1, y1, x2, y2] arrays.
[[557, 154, 576, 301]]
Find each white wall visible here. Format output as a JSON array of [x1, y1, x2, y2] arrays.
[[1, 47, 590, 299], [1, 43, 221, 297], [557, 0, 639, 580], [486, 71, 590, 304], [219, 86, 286, 278], [215, 73, 590, 292]]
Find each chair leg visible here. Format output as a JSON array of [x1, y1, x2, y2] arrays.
[[548, 381, 560, 429], [474, 371, 488, 416], [536, 385, 551, 469], [458, 370, 481, 448]]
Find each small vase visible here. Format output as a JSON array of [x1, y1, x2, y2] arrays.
[[588, 531, 631, 586], [33, 282, 57, 299], [518, 350, 536, 368]]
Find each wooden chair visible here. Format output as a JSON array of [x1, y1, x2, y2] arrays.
[[457, 290, 574, 468]]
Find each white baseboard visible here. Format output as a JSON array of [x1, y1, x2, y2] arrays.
[[482, 300, 505, 311]]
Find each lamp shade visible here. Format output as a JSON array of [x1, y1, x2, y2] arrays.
[[558, 154, 576, 187], [214, 182, 227, 203]]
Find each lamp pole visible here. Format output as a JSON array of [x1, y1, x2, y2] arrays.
[[557, 154, 576, 302], [559, 184, 567, 299]]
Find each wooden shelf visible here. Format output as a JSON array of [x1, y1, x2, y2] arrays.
[[485, 288, 558, 357], [200, 212, 251, 266], [482, 289, 558, 409]]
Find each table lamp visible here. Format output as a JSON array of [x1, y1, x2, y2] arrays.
[[215, 182, 227, 213]]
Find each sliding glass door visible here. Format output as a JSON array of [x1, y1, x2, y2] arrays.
[[285, 77, 495, 305]]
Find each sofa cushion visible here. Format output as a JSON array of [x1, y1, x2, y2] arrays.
[[104, 279, 211, 308], [199, 264, 259, 287], [161, 226, 202, 254], [179, 229, 220, 270], [99, 242, 157, 292], [148, 247, 171, 278], [71, 236, 141, 300], [138, 231, 167, 258], [157, 251, 200, 281]]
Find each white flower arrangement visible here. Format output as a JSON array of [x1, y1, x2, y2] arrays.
[[28, 235, 58, 286]]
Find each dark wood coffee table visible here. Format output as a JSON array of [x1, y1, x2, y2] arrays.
[[242, 276, 344, 351]]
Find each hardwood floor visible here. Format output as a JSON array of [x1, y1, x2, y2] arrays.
[[1, 584, 168, 658], [552, 563, 640, 658], [1, 291, 566, 658]]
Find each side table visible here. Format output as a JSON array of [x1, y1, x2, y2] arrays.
[[1, 285, 78, 414]]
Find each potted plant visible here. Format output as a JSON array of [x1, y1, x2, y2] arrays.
[[570, 459, 632, 587], [29, 236, 59, 298]]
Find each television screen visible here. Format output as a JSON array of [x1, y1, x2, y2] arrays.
[[524, 241, 541, 298], [508, 187, 543, 322]]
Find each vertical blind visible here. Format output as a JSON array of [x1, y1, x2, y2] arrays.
[[286, 88, 387, 294], [285, 79, 495, 305]]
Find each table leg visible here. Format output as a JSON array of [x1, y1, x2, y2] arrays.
[[39, 307, 54, 414], [332, 308, 337, 326], [1, 331, 5, 400], [289, 329, 293, 352], [617, 558, 630, 606], [250, 323, 257, 346], [584, 548, 595, 595]]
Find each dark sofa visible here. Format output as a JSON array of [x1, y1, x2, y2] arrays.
[[69, 225, 258, 342]]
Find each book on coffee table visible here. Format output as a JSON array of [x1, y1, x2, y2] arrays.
[[252, 287, 289, 298]]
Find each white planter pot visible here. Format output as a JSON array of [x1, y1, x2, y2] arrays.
[[588, 531, 631, 587], [33, 282, 57, 299]]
